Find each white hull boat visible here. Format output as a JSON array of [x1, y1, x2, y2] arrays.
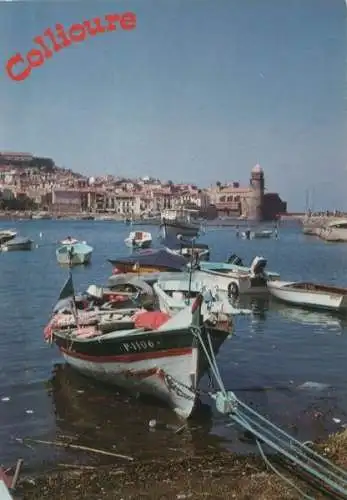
[[267, 280, 347, 312], [124, 231, 152, 249]]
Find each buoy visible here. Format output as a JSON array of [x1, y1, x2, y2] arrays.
[[39, 232, 43, 239]]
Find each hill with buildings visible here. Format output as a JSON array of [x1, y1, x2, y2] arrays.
[[0, 150, 287, 220]]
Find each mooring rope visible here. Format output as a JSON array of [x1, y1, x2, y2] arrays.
[[190, 324, 347, 499]]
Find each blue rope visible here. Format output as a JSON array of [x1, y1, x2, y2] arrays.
[[191, 323, 347, 499]]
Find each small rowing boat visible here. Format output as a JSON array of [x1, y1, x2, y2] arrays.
[[267, 280, 347, 312]]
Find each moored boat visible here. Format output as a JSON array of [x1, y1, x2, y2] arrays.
[[1, 236, 33, 251], [56, 241, 93, 266], [108, 248, 187, 274], [45, 275, 231, 418], [159, 209, 201, 241], [124, 231, 152, 249], [267, 280, 347, 312], [240, 229, 274, 240]]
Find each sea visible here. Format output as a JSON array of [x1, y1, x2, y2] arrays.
[[1, 218, 347, 470]]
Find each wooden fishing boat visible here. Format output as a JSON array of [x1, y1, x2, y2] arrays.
[[0, 459, 23, 500], [108, 248, 187, 274], [267, 280, 347, 312], [56, 242, 93, 266], [124, 231, 152, 249], [45, 278, 231, 419], [1, 236, 33, 251]]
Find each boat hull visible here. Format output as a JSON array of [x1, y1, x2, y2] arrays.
[[196, 269, 269, 295], [110, 262, 182, 274], [53, 325, 227, 418], [160, 220, 200, 240], [57, 251, 92, 266], [4, 240, 33, 251], [268, 281, 347, 312]]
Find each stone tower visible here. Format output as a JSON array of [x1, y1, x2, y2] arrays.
[[249, 164, 265, 220]]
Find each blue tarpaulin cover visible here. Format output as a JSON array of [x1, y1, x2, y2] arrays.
[[108, 248, 187, 270]]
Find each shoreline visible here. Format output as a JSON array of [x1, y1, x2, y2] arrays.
[[17, 430, 347, 499]]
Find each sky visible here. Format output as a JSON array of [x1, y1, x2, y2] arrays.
[[0, 0, 346, 211]]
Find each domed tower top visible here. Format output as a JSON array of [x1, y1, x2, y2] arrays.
[[251, 164, 263, 175]]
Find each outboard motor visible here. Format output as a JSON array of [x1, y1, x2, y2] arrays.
[[250, 256, 267, 277]]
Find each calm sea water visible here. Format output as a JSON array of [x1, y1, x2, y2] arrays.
[[1, 219, 347, 469]]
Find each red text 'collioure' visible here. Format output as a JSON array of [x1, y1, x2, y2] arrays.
[[5, 12, 137, 82]]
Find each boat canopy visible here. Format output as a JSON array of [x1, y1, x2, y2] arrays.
[[108, 248, 187, 270], [6, 236, 31, 246]]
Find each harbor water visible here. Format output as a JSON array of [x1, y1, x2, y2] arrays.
[[1, 219, 347, 470]]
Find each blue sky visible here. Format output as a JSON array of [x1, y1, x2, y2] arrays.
[[0, 0, 346, 210]]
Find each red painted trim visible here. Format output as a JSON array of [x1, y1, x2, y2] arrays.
[[59, 346, 193, 363]]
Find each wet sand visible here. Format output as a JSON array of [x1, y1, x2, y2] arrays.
[[17, 430, 347, 499]]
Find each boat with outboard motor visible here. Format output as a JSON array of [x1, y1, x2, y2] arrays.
[[196, 256, 280, 296], [45, 273, 231, 418], [267, 280, 347, 312]]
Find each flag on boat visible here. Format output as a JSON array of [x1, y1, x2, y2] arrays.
[[44, 272, 79, 341], [58, 272, 75, 301]]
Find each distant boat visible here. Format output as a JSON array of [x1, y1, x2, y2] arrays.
[[56, 241, 93, 266], [124, 231, 152, 249], [241, 229, 273, 239], [1, 236, 33, 252], [267, 280, 347, 312], [60, 237, 80, 245], [0, 229, 17, 245], [159, 209, 201, 241], [168, 241, 210, 262]]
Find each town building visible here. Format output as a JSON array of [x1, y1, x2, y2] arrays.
[[0, 151, 287, 220], [207, 164, 286, 220]]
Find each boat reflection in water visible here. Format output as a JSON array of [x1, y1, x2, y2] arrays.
[[270, 299, 347, 332], [48, 364, 229, 465]]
